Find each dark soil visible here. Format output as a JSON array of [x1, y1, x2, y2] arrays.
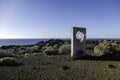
[[0, 53, 120, 80]]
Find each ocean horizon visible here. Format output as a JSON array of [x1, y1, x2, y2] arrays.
[[0, 38, 68, 47], [0, 38, 119, 47]]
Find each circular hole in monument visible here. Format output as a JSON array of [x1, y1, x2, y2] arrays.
[[76, 31, 83, 40]]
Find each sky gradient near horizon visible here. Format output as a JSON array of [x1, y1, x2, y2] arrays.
[[0, 0, 120, 39]]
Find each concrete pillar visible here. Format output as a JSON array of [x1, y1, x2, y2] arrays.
[[71, 27, 86, 60]]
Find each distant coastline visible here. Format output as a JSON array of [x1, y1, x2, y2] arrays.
[[0, 38, 119, 47]]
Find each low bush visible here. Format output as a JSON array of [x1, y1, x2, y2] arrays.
[[94, 40, 120, 57], [28, 45, 40, 53], [24, 53, 30, 58], [53, 44, 60, 49], [0, 57, 20, 66], [0, 51, 16, 58], [43, 46, 57, 55], [59, 43, 71, 54]]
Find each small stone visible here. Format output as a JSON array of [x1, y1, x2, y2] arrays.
[[61, 66, 70, 70], [108, 64, 116, 69]]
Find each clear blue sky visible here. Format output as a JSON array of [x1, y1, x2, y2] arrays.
[[0, 0, 120, 39]]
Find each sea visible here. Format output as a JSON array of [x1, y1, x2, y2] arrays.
[[0, 38, 70, 47], [0, 38, 119, 47]]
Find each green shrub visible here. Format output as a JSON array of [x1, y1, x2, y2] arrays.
[[43, 46, 57, 55], [0, 57, 20, 66], [94, 40, 120, 57], [0, 51, 15, 58], [29, 45, 40, 53], [59, 43, 71, 54], [53, 44, 60, 49], [33, 53, 41, 56], [24, 53, 30, 58]]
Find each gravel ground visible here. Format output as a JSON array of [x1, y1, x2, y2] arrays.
[[0, 53, 120, 80]]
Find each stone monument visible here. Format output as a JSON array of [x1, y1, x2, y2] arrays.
[[71, 27, 86, 60]]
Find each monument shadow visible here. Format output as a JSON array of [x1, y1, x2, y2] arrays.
[[74, 54, 120, 61]]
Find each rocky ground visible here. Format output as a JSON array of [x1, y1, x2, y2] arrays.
[[0, 39, 120, 80], [1, 53, 120, 80]]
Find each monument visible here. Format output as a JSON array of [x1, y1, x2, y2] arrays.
[[71, 27, 86, 60]]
